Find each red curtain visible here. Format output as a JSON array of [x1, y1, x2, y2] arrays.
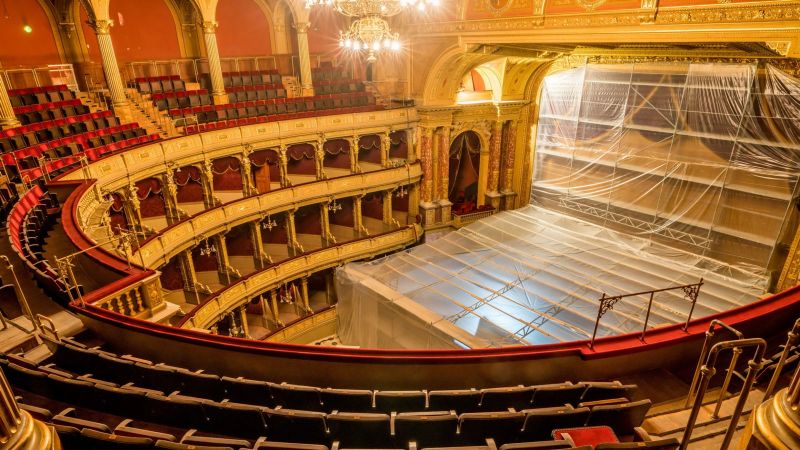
[[329, 198, 354, 227], [136, 178, 166, 218], [250, 149, 280, 184], [389, 131, 407, 159], [358, 135, 382, 164], [212, 157, 243, 191], [175, 166, 204, 203], [287, 144, 316, 175], [295, 205, 322, 234], [324, 139, 350, 169], [361, 193, 383, 220], [449, 132, 482, 210], [159, 258, 184, 290]]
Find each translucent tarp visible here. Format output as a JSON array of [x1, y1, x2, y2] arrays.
[[533, 63, 800, 276], [336, 206, 762, 349]]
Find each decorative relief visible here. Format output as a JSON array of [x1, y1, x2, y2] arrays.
[[575, 0, 608, 11], [656, 3, 800, 24]]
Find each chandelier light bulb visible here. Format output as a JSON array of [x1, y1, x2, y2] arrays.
[[372, 41, 381, 50], [354, 41, 361, 50], [345, 38, 352, 48], [383, 38, 391, 48], [417, 2, 426, 11], [391, 40, 401, 51]]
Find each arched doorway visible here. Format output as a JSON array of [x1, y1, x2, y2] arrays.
[[448, 131, 482, 215]]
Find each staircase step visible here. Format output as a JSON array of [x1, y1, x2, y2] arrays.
[[644, 390, 764, 437]]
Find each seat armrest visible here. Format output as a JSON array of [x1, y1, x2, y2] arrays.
[[633, 426, 651, 442]]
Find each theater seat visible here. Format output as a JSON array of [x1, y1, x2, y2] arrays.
[[479, 386, 534, 412], [221, 376, 272, 406], [594, 439, 679, 449], [428, 389, 481, 413], [253, 441, 329, 450], [80, 428, 155, 449], [320, 387, 373, 412], [202, 401, 268, 438], [498, 441, 572, 450], [271, 382, 323, 411], [156, 441, 233, 450], [586, 400, 652, 436], [581, 382, 637, 403], [458, 411, 525, 445], [520, 407, 590, 441], [327, 412, 391, 448], [531, 383, 586, 408], [374, 390, 426, 413], [265, 408, 328, 444], [394, 411, 458, 448]]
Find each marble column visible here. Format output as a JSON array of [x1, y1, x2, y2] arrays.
[[500, 121, 518, 210], [417, 127, 437, 226], [437, 126, 452, 221], [202, 21, 229, 105], [485, 120, 504, 209], [91, 19, 130, 119], [0, 75, 20, 129], [295, 22, 315, 96]]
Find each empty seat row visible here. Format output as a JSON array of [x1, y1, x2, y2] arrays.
[[0, 111, 120, 153], [197, 71, 282, 90], [311, 67, 352, 82], [8, 84, 75, 107], [226, 85, 287, 103], [13, 100, 91, 125], [151, 90, 212, 110], [133, 76, 186, 94], [42, 339, 634, 414], [4, 360, 652, 448], [313, 79, 365, 95]]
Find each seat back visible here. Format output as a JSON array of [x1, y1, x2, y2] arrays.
[[479, 386, 534, 412], [394, 411, 458, 448], [265, 408, 328, 444], [320, 388, 373, 413], [520, 407, 590, 441], [374, 390, 426, 413], [594, 438, 680, 449], [428, 390, 481, 414], [458, 411, 525, 446], [586, 400, 652, 436], [327, 412, 391, 448], [531, 384, 585, 408]]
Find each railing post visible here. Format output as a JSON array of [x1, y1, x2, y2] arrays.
[[764, 317, 800, 399], [683, 278, 703, 331], [640, 291, 654, 342], [712, 346, 742, 419], [589, 293, 606, 349]]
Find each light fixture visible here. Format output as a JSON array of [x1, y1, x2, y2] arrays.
[[23, 24, 32, 34], [200, 238, 217, 256], [328, 199, 343, 212], [262, 214, 278, 231], [395, 185, 407, 198], [308, 0, 440, 62], [279, 284, 294, 304]]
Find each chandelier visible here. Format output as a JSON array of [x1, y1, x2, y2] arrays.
[[305, 0, 440, 62]]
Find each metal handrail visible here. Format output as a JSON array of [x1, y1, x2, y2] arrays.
[[764, 317, 800, 398], [685, 320, 744, 409], [35, 314, 59, 341], [680, 337, 766, 450], [588, 278, 703, 349]]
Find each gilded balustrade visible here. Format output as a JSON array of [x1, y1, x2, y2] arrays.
[[182, 224, 422, 330], [133, 163, 422, 269], [92, 273, 166, 319]]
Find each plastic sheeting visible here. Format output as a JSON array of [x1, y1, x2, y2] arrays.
[[533, 63, 800, 276], [336, 206, 762, 349]]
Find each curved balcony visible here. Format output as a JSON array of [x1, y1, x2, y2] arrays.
[[180, 224, 422, 330]]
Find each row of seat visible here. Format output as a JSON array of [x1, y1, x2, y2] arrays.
[[6, 186, 80, 303], [172, 92, 377, 125], [132, 76, 186, 95], [197, 71, 283, 91], [313, 79, 365, 95], [8, 84, 75, 107], [311, 67, 353, 83], [183, 104, 383, 134], [4, 359, 652, 448], [225, 85, 288, 103], [44, 339, 635, 414], [2, 123, 146, 167]]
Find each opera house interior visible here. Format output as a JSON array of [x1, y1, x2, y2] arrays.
[[3, 0, 800, 449]]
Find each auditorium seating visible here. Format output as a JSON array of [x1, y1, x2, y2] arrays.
[[7, 85, 75, 107], [131, 76, 186, 95], [13, 99, 90, 125], [0, 335, 658, 449]]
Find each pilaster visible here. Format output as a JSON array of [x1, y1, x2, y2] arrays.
[[295, 22, 315, 96], [91, 19, 131, 120], [0, 75, 20, 129]]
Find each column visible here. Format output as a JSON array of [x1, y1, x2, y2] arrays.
[[0, 367, 59, 447], [202, 21, 229, 105], [406, 129, 417, 162], [300, 277, 311, 313], [278, 146, 289, 187], [314, 140, 326, 180], [418, 127, 437, 226], [381, 133, 392, 168], [320, 202, 335, 246], [286, 209, 300, 255], [500, 121, 518, 210], [123, 185, 143, 232], [0, 75, 20, 129], [437, 126, 452, 221], [295, 22, 315, 96], [382, 191, 393, 226], [251, 222, 269, 268], [485, 120, 504, 209], [240, 155, 253, 197], [325, 271, 335, 305], [91, 19, 130, 115], [178, 250, 200, 302], [163, 170, 181, 224], [353, 195, 365, 236], [239, 306, 250, 338], [202, 161, 217, 208], [260, 296, 272, 327], [215, 234, 235, 283], [408, 184, 420, 224], [270, 289, 282, 326], [348, 136, 360, 173]]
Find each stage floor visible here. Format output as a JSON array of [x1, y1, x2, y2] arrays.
[[335, 206, 764, 349]]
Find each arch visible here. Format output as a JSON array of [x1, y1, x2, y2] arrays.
[[271, 0, 295, 54], [0, 0, 64, 67], [216, 0, 275, 56], [419, 45, 500, 106]]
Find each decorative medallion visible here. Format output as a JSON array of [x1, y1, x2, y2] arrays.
[[575, 0, 608, 11]]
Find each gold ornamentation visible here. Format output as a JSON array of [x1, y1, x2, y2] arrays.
[[575, 0, 608, 12], [92, 19, 113, 35]]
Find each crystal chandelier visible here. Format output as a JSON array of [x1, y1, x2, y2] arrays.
[[262, 214, 278, 231], [305, 0, 441, 62]]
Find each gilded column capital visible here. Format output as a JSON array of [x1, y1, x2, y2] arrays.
[[92, 19, 114, 35], [295, 22, 311, 34], [202, 20, 218, 34]]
